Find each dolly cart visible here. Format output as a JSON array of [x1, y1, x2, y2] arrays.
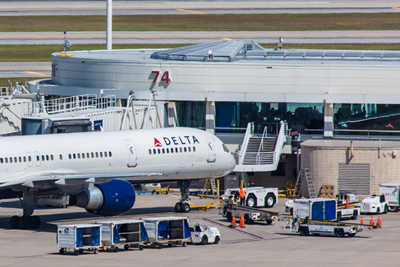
[[143, 216, 192, 248], [57, 224, 102, 255], [96, 219, 149, 252]]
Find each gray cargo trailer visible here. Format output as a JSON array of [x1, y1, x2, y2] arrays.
[[57, 224, 101, 255]]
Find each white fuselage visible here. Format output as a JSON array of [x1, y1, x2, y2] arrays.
[[0, 127, 235, 194]]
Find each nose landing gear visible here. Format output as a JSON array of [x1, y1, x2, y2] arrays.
[[175, 181, 192, 213]]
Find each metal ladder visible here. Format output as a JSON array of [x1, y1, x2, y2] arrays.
[[201, 179, 218, 199], [292, 168, 317, 199]]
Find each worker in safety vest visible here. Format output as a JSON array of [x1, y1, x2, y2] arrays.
[[239, 187, 246, 206]]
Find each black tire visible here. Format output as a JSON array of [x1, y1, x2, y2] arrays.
[[226, 212, 232, 222], [182, 242, 187, 247], [174, 202, 182, 212], [157, 243, 163, 249], [19, 216, 30, 229], [59, 248, 65, 255], [139, 245, 144, 250], [383, 205, 388, 214], [214, 236, 220, 244], [114, 246, 119, 252], [265, 193, 276, 208], [201, 236, 208, 245], [335, 228, 345, 238], [244, 214, 253, 224], [10, 216, 20, 229], [182, 203, 190, 213], [299, 227, 309, 236], [79, 249, 84, 254], [351, 210, 358, 220], [94, 249, 98, 254], [124, 244, 129, 250], [74, 250, 79, 255], [30, 216, 41, 229], [246, 195, 257, 207], [266, 219, 273, 225], [337, 212, 342, 222]]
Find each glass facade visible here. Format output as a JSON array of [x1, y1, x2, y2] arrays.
[[334, 103, 400, 136], [215, 102, 324, 135], [175, 101, 206, 128]]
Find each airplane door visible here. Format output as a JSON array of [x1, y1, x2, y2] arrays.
[[26, 152, 33, 167], [205, 137, 216, 163], [125, 139, 137, 167], [34, 151, 41, 166]]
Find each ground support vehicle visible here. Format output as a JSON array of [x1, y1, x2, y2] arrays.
[[142, 217, 192, 248], [190, 223, 220, 245], [293, 198, 337, 221], [222, 187, 278, 208], [96, 219, 149, 252], [379, 182, 400, 212], [57, 224, 101, 255], [360, 195, 388, 214], [190, 202, 221, 211], [222, 203, 279, 225], [284, 217, 377, 237]]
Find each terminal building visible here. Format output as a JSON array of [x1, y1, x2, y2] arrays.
[[27, 40, 400, 197]]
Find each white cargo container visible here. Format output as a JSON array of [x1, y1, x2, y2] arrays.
[[96, 219, 149, 251], [293, 198, 337, 221], [57, 224, 102, 255], [379, 182, 400, 211], [142, 217, 192, 248]]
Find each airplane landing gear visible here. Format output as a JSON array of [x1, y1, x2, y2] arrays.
[[175, 181, 192, 213], [10, 189, 41, 229]]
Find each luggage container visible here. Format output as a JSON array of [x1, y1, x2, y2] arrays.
[[293, 198, 337, 221], [57, 224, 101, 255], [142, 217, 192, 248], [379, 182, 400, 211], [96, 219, 149, 252]]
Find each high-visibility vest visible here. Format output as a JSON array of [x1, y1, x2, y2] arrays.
[[239, 189, 246, 198]]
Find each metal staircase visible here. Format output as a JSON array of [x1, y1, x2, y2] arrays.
[[292, 168, 317, 199]]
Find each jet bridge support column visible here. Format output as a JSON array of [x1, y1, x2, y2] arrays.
[[324, 102, 334, 138], [206, 100, 215, 135]]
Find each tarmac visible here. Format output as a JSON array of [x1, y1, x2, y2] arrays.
[[0, 190, 399, 267]]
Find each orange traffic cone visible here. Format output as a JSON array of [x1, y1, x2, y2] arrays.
[[346, 196, 350, 209], [369, 215, 374, 226], [231, 214, 236, 228], [360, 216, 364, 225], [239, 214, 245, 228], [377, 215, 382, 228]]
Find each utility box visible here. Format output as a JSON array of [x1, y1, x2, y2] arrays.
[[293, 198, 337, 221], [57, 224, 102, 255], [379, 182, 400, 211], [142, 217, 192, 248], [96, 219, 149, 251]]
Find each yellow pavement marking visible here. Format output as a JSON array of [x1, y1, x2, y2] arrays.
[[221, 38, 234, 41], [176, 9, 206, 14], [22, 71, 50, 77], [392, 7, 400, 10]]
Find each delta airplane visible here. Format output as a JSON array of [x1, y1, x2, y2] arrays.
[[0, 127, 235, 229]]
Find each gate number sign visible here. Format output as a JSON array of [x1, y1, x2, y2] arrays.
[[151, 71, 171, 84]]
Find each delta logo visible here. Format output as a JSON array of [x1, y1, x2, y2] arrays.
[[153, 136, 200, 147]]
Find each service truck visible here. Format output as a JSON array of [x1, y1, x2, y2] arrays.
[[360, 195, 388, 214], [222, 187, 278, 208], [284, 198, 377, 237], [379, 182, 400, 212], [190, 223, 220, 245]]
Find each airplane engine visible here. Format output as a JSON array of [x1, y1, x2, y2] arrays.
[[70, 179, 136, 216]]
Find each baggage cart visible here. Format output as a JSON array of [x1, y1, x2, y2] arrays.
[[57, 224, 101, 255], [96, 219, 149, 252], [142, 217, 192, 248], [293, 198, 337, 221]]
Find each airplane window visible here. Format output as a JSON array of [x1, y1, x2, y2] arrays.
[[5, 158, 8, 163], [184, 147, 187, 152], [19, 157, 22, 162], [223, 144, 229, 153], [28, 156, 31, 162], [37, 156, 40, 161], [180, 147, 182, 153], [175, 148, 178, 153], [91, 152, 94, 158], [193, 147, 196, 152], [51, 155, 54, 161], [59, 154, 63, 160], [41, 155, 45, 161], [104, 152, 107, 158], [149, 149, 152, 155], [95, 152, 98, 158], [77, 153, 80, 159], [68, 154, 71, 159], [100, 152, 103, 157], [109, 152, 112, 157], [23, 156, 26, 162], [0, 158, 3, 163], [14, 157, 17, 163], [171, 148, 173, 154], [46, 155, 49, 161], [188, 147, 191, 152], [166, 148, 169, 153], [82, 153, 85, 159], [73, 154, 76, 159], [158, 149, 160, 154], [10, 157, 13, 163], [87, 153, 90, 158], [162, 149, 165, 154]]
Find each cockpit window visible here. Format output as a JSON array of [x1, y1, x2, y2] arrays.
[[222, 144, 229, 153]]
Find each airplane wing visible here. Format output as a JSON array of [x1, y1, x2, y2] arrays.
[[0, 172, 165, 189]]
